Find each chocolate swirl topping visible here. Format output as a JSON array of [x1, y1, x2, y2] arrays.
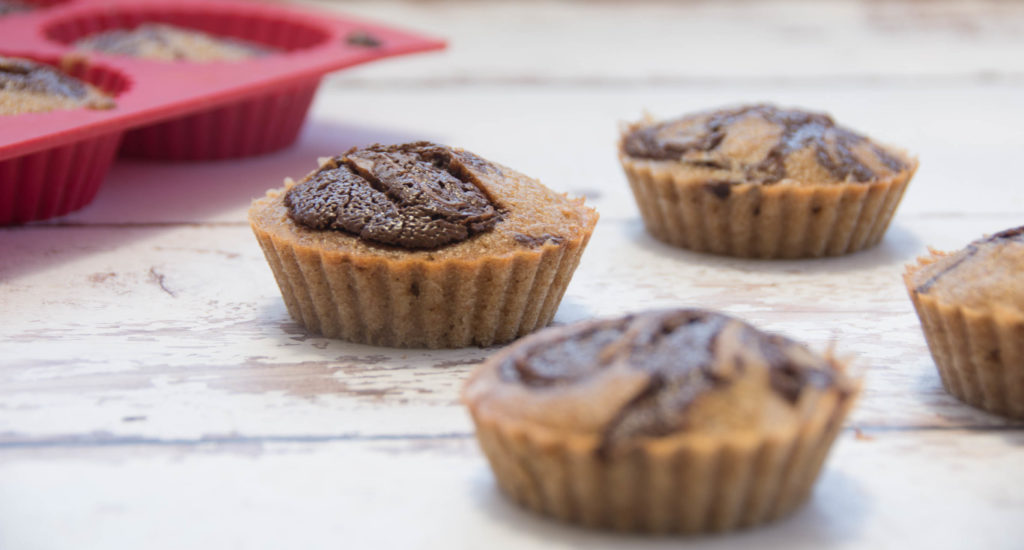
[[499, 309, 843, 450], [284, 142, 502, 249], [623, 104, 908, 184], [0, 57, 94, 100]]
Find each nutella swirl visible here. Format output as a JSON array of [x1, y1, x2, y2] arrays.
[[498, 309, 845, 449], [623, 104, 908, 184], [284, 142, 502, 249]]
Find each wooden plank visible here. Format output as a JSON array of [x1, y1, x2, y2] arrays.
[[1, 2, 1022, 548], [5, 83, 1020, 439], [286, 0, 1024, 83], [1, 430, 1022, 549], [2, 212, 1021, 444], [38, 82, 1024, 226]]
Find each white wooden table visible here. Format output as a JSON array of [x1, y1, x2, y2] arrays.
[[3, 1, 1024, 548]]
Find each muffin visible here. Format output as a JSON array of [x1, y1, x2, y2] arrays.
[[0, 1, 31, 16], [463, 309, 859, 533], [75, 23, 274, 62], [1, 56, 115, 115], [248, 141, 598, 349], [904, 226, 1024, 419], [619, 104, 918, 258]]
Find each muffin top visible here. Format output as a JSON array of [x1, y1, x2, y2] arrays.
[[250, 141, 598, 260], [464, 309, 855, 454], [908, 226, 1024, 312], [285, 142, 502, 249], [621, 104, 913, 185], [75, 23, 274, 63], [0, 56, 115, 115]]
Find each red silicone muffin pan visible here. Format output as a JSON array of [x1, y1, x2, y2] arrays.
[[0, 0, 444, 224]]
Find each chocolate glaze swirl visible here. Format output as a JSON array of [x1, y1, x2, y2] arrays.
[[623, 104, 908, 184], [284, 142, 502, 249], [498, 309, 844, 451]]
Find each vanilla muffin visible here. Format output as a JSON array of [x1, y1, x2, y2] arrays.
[[620, 104, 917, 258], [463, 309, 859, 532], [249, 141, 598, 348], [905, 226, 1024, 418], [1, 56, 114, 115]]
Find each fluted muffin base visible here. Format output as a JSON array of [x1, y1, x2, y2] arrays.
[[621, 155, 916, 259], [466, 391, 855, 533], [251, 225, 591, 349], [905, 255, 1024, 419]]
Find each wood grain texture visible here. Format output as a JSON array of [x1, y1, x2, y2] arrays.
[[37, 82, 1024, 227], [296, 0, 1024, 84], [2, 432, 1023, 550], [1, 215, 1022, 447], [1, 1, 1023, 548]]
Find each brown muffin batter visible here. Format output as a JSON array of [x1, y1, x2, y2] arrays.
[[908, 226, 1024, 312], [469, 309, 855, 453], [0, 1, 31, 16], [623, 104, 910, 187], [76, 23, 274, 62], [0, 56, 115, 115], [285, 143, 501, 249]]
